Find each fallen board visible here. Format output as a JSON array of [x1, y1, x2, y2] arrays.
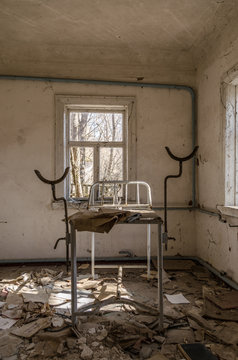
[[178, 343, 218, 360], [206, 290, 238, 310]]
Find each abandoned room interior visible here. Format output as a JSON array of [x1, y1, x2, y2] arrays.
[[1, 1, 238, 359]]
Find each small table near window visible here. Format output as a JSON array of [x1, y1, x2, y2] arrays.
[[69, 181, 164, 330]]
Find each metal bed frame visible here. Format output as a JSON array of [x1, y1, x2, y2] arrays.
[[70, 180, 164, 330], [88, 181, 153, 280]]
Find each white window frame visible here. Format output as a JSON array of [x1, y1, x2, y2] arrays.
[[224, 75, 238, 206], [55, 95, 136, 201], [218, 66, 238, 217]]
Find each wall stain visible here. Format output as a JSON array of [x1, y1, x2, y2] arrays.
[[17, 129, 26, 145], [199, 154, 208, 164], [207, 229, 216, 249]]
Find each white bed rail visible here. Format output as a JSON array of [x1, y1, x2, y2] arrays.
[[88, 180, 152, 209]]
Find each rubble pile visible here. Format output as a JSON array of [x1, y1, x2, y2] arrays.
[[0, 261, 237, 360]]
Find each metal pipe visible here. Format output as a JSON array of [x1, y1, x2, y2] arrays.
[[0, 256, 149, 264], [196, 208, 220, 216], [164, 162, 183, 233], [94, 264, 146, 268], [153, 206, 194, 211], [0, 75, 196, 206], [91, 232, 95, 280], [158, 223, 163, 330], [70, 222, 77, 327]]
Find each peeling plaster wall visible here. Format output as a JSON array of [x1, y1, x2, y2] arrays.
[[0, 78, 196, 260], [196, 37, 238, 283]]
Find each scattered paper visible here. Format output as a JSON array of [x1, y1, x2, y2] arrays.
[[77, 280, 100, 290], [0, 316, 18, 329], [95, 283, 131, 301], [55, 297, 95, 312], [48, 292, 71, 306], [165, 293, 190, 304]]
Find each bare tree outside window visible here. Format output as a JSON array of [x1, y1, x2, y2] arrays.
[[69, 111, 125, 199]]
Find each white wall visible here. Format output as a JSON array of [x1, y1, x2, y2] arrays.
[[0, 79, 196, 260], [196, 36, 238, 283]]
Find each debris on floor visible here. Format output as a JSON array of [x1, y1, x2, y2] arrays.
[[164, 292, 189, 304], [0, 260, 237, 359]]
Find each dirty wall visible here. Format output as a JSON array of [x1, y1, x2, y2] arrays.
[[196, 36, 238, 283], [0, 79, 195, 260]]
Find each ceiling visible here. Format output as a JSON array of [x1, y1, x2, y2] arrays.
[[0, 0, 238, 82]]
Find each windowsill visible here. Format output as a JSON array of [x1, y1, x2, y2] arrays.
[[217, 205, 238, 218], [51, 200, 87, 210]]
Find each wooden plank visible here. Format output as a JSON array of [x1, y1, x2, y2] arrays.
[[207, 290, 238, 310]]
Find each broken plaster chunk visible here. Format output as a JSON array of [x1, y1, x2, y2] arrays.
[[77, 337, 87, 344], [81, 344, 93, 360], [21, 290, 49, 304], [91, 341, 99, 347], [26, 343, 35, 350], [153, 335, 166, 343], [140, 345, 153, 359], [96, 328, 108, 341], [166, 328, 195, 344], [52, 316, 64, 328], [66, 337, 77, 349], [87, 327, 96, 334], [57, 342, 64, 354], [29, 340, 59, 358]]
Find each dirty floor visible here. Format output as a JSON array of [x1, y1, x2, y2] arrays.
[[0, 260, 237, 360]]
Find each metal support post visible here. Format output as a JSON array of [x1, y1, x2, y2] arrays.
[[91, 232, 95, 280], [147, 224, 151, 279], [70, 222, 77, 327], [158, 222, 163, 330]]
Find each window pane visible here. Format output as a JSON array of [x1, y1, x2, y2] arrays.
[[69, 112, 123, 142], [99, 147, 123, 181], [70, 147, 93, 198]]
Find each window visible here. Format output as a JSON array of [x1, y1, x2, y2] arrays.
[[68, 109, 126, 199], [55, 96, 136, 200], [224, 74, 238, 206]]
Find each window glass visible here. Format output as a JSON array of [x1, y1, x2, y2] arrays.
[[55, 95, 135, 201], [70, 146, 94, 198], [99, 147, 123, 181], [69, 112, 123, 142]]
